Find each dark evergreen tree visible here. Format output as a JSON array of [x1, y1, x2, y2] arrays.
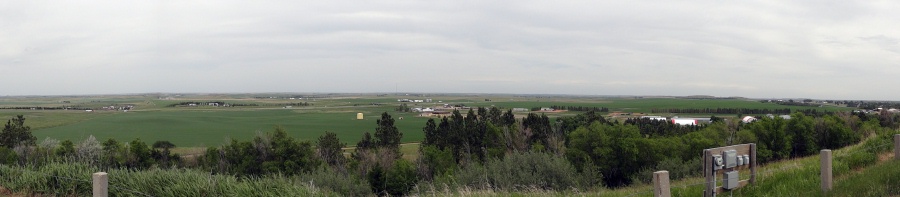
[[501, 109, 516, 126], [422, 119, 439, 146], [374, 112, 402, 155], [317, 131, 346, 167], [0, 115, 36, 148]]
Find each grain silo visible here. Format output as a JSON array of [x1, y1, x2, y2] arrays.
[[357, 113, 364, 120]]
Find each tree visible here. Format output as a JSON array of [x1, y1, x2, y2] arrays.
[[566, 122, 643, 187], [264, 127, 319, 175], [787, 113, 817, 157], [0, 115, 36, 148], [374, 112, 402, 154], [487, 107, 503, 125], [127, 139, 154, 169], [501, 109, 516, 126], [356, 132, 375, 150], [422, 119, 439, 146], [152, 141, 177, 168], [746, 117, 791, 163], [384, 159, 418, 196], [56, 140, 75, 157], [101, 138, 125, 168], [317, 131, 346, 167]]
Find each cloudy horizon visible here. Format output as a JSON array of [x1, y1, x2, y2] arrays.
[[2, 1, 899, 100]]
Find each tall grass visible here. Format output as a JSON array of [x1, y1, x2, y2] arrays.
[[0, 162, 326, 197]]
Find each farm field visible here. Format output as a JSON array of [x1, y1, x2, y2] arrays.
[[0, 94, 852, 148], [32, 109, 429, 147]]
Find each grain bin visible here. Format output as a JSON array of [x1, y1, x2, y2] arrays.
[[357, 113, 364, 120]]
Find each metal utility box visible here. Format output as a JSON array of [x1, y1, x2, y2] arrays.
[[713, 155, 724, 170], [724, 171, 739, 189], [724, 150, 737, 168], [703, 144, 757, 197], [737, 155, 744, 166]]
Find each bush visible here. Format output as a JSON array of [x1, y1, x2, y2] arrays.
[[299, 167, 371, 196], [0, 147, 16, 165], [843, 151, 877, 170], [385, 159, 418, 196], [452, 151, 594, 191]]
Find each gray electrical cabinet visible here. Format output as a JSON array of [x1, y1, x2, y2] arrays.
[[724, 171, 739, 189], [724, 150, 737, 168]]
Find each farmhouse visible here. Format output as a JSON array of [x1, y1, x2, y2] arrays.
[[670, 118, 698, 126], [641, 116, 667, 121], [512, 108, 529, 112], [420, 110, 451, 117]]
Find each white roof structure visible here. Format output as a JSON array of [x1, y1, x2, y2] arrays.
[[742, 116, 757, 123]]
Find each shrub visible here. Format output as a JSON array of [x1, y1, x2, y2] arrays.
[[453, 151, 593, 191], [843, 151, 877, 170], [385, 159, 418, 196], [299, 167, 371, 196], [0, 147, 16, 165], [75, 135, 101, 166]]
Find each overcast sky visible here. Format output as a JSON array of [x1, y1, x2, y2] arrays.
[[2, 1, 899, 100]]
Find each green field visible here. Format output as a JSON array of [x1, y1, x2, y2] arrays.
[[0, 95, 850, 148], [31, 110, 429, 147]]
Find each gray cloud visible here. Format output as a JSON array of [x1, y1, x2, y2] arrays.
[[1, 1, 899, 100]]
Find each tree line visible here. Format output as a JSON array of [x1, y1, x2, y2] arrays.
[[650, 108, 793, 114], [544, 105, 610, 112], [0, 106, 93, 110]]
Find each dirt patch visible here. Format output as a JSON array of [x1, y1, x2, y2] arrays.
[[879, 152, 894, 162]]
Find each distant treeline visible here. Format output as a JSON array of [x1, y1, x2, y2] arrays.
[[649, 108, 833, 116], [168, 101, 261, 107], [846, 101, 900, 110], [531, 106, 609, 112], [772, 101, 819, 107], [623, 117, 705, 137], [262, 102, 311, 107], [651, 108, 792, 114], [0, 106, 92, 110]]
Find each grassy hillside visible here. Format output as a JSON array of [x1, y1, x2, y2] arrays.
[[455, 134, 898, 196]]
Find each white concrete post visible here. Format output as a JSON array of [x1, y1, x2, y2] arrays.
[[653, 171, 671, 197], [93, 172, 108, 197], [894, 134, 899, 161], [820, 150, 832, 192]]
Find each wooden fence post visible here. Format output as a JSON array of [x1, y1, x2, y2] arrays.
[[653, 171, 671, 197], [820, 150, 832, 192], [894, 134, 899, 161], [93, 172, 108, 197]]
